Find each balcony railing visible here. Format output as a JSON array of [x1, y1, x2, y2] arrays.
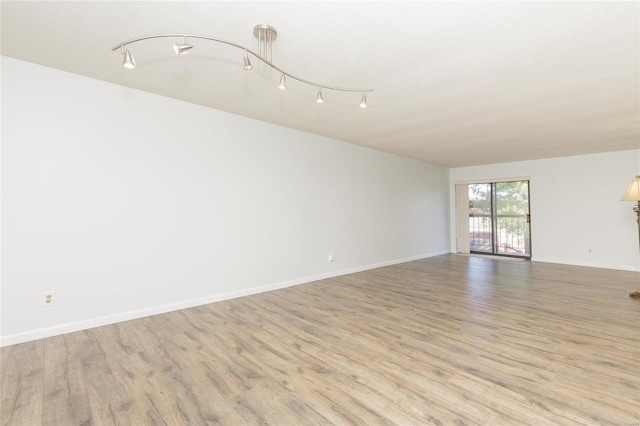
[[469, 213, 529, 256]]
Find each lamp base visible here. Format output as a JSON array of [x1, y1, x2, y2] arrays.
[[630, 290, 640, 299]]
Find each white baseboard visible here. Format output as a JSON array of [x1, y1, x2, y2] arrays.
[[531, 257, 640, 272], [449, 250, 638, 272], [0, 251, 448, 347]]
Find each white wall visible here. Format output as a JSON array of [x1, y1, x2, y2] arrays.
[[1, 57, 450, 346], [450, 150, 640, 271]]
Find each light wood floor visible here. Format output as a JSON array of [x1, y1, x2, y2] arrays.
[[2, 254, 639, 425]]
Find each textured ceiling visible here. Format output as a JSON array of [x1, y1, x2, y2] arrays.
[[2, 1, 638, 167]]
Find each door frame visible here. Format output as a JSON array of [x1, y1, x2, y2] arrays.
[[454, 177, 532, 258]]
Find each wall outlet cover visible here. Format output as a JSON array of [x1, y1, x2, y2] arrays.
[[42, 291, 56, 307]]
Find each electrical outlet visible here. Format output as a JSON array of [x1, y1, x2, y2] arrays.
[[328, 253, 335, 262], [42, 291, 56, 307]]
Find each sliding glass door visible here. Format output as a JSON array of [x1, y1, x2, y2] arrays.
[[468, 181, 531, 257]]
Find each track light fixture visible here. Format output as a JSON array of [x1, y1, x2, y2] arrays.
[[243, 51, 253, 71], [121, 47, 136, 69], [112, 25, 373, 107], [360, 92, 367, 108], [173, 36, 193, 55]]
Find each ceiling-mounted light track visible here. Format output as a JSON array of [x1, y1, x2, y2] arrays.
[[111, 25, 373, 107]]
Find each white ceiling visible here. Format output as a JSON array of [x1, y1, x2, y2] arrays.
[[2, 1, 638, 167]]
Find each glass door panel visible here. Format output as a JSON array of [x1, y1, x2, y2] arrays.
[[468, 183, 493, 253], [495, 181, 530, 256]]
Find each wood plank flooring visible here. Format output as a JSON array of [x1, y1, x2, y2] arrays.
[[2, 254, 639, 425]]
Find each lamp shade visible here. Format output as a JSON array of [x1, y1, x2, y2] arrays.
[[621, 175, 640, 201]]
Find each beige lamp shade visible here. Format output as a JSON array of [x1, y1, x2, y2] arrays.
[[621, 175, 640, 201]]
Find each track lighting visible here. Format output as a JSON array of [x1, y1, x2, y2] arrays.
[[243, 51, 253, 71], [173, 36, 193, 55], [122, 48, 136, 69], [112, 25, 373, 107]]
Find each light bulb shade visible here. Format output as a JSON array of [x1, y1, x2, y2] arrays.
[[316, 89, 324, 103], [122, 49, 136, 69], [278, 74, 287, 89], [360, 93, 367, 108], [621, 175, 640, 201], [173, 42, 193, 55], [243, 52, 253, 70]]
